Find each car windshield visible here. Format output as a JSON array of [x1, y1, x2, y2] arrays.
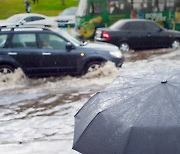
[[6, 15, 24, 23], [52, 29, 83, 46], [60, 8, 77, 16]]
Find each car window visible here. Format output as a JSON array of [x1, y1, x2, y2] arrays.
[[52, 29, 81, 46], [145, 22, 161, 31], [24, 17, 32, 22], [61, 8, 77, 16], [106, 0, 131, 14], [89, 2, 103, 14], [39, 33, 67, 50], [12, 33, 37, 48], [123, 22, 146, 31], [32, 16, 45, 21], [0, 34, 8, 48]]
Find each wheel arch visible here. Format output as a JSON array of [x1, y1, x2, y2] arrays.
[[79, 57, 107, 75], [0, 61, 18, 69], [84, 57, 106, 68]]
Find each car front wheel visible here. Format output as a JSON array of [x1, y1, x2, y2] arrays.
[[0, 65, 14, 74], [171, 39, 180, 49], [119, 42, 130, 53], [83, 61, 104, 75]]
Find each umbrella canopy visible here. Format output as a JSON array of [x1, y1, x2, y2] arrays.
[[73, 69, 180, 154]]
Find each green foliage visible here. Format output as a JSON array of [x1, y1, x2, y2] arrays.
[[0, 0, 79, 19]]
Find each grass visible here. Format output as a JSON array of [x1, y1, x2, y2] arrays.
[[0, 0, 79, 19]]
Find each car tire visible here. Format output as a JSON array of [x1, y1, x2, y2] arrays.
[[171, 39, 180, 49], [0, 65, 15, 74], [83, 61, 104, 74], [119, 42, 130, 53]]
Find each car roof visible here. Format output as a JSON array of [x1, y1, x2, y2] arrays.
[[7, 13, 47, 19], [118, 19, 152, 23], [109, 19, 154, 30]]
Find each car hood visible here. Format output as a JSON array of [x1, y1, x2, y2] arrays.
[[165, 29, 180, 35], [0, 21, 18, 27], [81, 42, 119, 52]]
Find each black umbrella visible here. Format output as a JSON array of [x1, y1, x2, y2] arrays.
[[73, 69, 180, 154]]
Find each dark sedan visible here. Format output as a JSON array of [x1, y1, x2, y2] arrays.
[[0, 27, 124, 77], [95, 19, 180, 52]]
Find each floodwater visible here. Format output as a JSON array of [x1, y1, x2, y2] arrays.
[[0, 48, 180, 154]]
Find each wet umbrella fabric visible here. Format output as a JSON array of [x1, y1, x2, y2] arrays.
[[73, 69, 180, 154]]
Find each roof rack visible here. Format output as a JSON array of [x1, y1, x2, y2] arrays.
[[0, 24, 52, 32], [0, 26, 15, 32], [0, 24, 53, 29]]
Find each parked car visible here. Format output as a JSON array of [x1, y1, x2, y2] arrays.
[[0, 13, 57, 28], [56, 7, 77, 28], [95, 19, 180, 52], [0, 27, 124, 77]]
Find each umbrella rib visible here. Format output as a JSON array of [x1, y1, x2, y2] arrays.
[[122, 86, 162, 154], [123, 81, 180, 153], [164, 83, 180, 120], [168, 81, 180, 86], [103, 83, 159, 114], [74, 92, 101, 117], [97, 83, 158, 116], [105, 82, 154, 92], [75, 82, 154, 117], [103, 82, 157, 102], [115, 75, 159, 83], [166, 71, 180, 81], [73, 111, 104, 149]]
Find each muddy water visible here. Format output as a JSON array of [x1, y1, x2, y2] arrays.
[[0, 48, 179, 154]]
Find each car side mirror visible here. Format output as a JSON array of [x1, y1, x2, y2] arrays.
[[66, 42, 73, 51]]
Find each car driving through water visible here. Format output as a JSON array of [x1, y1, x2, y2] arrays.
[[0, 27, 124, 77], [95, 19, 180, 52]]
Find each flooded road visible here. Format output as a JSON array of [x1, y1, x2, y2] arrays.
[[0, 48, 179, 154]]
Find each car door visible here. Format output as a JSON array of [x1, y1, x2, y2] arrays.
[[9, 32, 44, 75], [122, 21, 149, 49], [144, 21, 168, 48], [38, 32, 71, 75]]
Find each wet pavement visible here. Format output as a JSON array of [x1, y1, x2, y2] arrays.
[[0, 48, 180, 154]]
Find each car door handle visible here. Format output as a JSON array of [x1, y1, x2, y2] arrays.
[[42, 52, 52, 56], [147, 33, 151, 37], [8, 52, 17, 55]]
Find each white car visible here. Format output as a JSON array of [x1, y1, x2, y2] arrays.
[[0, 13, 57, 28], [57, 7, 77, 27]]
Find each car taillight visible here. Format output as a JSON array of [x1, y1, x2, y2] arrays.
[[102, 31, 110, 40]]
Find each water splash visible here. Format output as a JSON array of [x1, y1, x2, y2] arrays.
[[0, 62, 120, 93], [0, 68, 28, 91]]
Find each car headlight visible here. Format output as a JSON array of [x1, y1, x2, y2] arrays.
[[110, 51, 122, 58]]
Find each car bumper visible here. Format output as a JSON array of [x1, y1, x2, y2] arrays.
[[110, 56, 124, 67], [58, 23, 75, 28]]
